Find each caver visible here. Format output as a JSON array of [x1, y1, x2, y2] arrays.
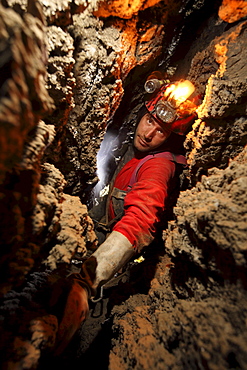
[[53, 72, 199, 355]]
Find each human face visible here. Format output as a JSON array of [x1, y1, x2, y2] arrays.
[[134, 113, 171, 152]]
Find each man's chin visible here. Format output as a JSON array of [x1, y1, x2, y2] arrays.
[[134, 139, 151, 152], [134, 143, 150, 152], [136, 147, 150, 152]]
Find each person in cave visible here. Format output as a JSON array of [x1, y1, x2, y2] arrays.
[[54, 73, 198, 355]]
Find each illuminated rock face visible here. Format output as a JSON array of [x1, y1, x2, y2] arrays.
[[186, 19, 247, 183], [0, 0, 246, 368], [219, 0, 247, 23], [93, 0, 178, 19]]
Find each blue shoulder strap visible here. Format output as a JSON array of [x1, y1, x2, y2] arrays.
[[127, 152, 187, 191]]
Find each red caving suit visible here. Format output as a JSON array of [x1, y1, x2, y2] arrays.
[[108, 155, 176, 253]]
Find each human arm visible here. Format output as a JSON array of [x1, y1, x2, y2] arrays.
[[113, 157, 176, 252], [80, 157, 175, 295]]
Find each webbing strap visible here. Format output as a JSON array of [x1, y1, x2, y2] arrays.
[[127, 151, 187, 191]]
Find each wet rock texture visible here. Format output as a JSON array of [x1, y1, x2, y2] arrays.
[[186, 19, 247, 183], [109, 147, 247, 369], [0, 2, 55, 295], [0, 0, 246, 369]]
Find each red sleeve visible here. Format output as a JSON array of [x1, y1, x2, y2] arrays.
[[113, 157, 176, 252]]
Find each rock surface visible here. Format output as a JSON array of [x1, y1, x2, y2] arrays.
[[107, 146, 247, 369]]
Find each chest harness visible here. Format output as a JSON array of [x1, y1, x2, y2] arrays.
[[110, 151, 187, 226]]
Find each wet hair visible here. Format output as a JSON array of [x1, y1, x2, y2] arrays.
[[135, 104, 186, 155]]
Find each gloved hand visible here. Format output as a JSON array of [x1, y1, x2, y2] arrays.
[[52, 277, 89, 356], [84, 231, 135, 291]]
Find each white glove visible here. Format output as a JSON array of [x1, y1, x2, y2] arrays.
[[81, 231, 135, 297]]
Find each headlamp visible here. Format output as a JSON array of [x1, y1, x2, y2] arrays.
[[145, 76, 197, 135], [144, 79, 161, 94], [156, 101, 177, 124], [144, 78, 170, 94]]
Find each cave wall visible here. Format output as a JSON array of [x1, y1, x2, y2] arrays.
[[109, 148, 247, 370], [0, 0, 246, 368], [107, 3, 247, 370]]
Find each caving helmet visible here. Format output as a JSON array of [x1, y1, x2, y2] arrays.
[[144, 74, 198, 135]]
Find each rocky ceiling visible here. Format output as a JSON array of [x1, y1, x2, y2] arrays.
[[0, 0, 247, 369]]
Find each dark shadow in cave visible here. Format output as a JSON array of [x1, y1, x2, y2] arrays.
[[169, 222, 247, 300], [165, 0, 225, 71]]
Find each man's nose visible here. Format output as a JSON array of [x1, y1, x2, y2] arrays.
[[144, 127, 156, 140]]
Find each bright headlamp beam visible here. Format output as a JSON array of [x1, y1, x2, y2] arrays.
[[165, 80, 195, 105]]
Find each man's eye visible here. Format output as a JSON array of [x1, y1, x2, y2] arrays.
[[157, 129, 164, 135]]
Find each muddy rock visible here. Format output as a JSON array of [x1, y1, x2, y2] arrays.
[[40, 0, 97, 27], [32, 162, 66, 240], [93, 0, 158, 19], [0, 122, 55, 295], [0, 271, 60, 370], [21, 121, 56, 169], [168, 145, 247, 276], [186, 20, 247, 184], [109, 147, 247, 369], [32, 160, 97, 269], [46, 25, 75, 128], [0, 314, 58, 370], [0, 3, 54, 182], [219, 0, 247, 23], [43, 193, 97, 270]]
